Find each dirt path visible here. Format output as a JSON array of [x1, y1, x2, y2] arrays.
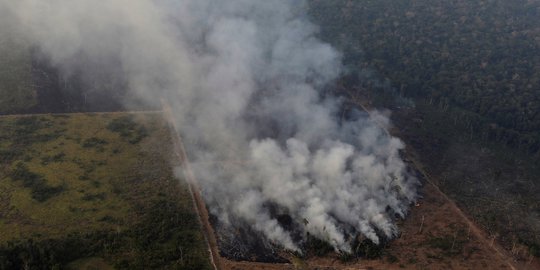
[[161, 100, 222, 270], [407, 156, 527, 270]]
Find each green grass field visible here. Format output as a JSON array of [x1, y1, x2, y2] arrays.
[[0, 113, 212, 269]]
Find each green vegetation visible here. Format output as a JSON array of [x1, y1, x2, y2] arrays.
[[9, 162, 65, 202], [308, 0, 540, 257], [309, 0, 540, 154], [107, 116, 149, 144], [40, 153, 66, 165], [82, 137, 108, 149], [0, 113, 212, 269]]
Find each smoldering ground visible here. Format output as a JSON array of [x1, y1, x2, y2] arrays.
[[0, 0, 419, 254]]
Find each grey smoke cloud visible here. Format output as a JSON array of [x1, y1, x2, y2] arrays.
[[1, 0, 418, 252]]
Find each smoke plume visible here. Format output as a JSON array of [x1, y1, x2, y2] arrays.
[[0, 0, 418, 252]]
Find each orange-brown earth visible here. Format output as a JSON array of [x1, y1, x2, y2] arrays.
[[163, 97, 538, 270], [178, 141, 537, 269], [220, 171, 533, 270], [218, 102, 540, 270]]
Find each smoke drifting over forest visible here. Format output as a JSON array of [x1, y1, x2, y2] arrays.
[[1, 0, 418, 252]]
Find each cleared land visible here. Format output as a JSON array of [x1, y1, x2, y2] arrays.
[[0, 113, 212, 269], [218, 156, 521, 270], [164, 98, 533, 269]]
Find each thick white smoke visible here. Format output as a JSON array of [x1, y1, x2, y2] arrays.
[[1, 0, 418, 252]]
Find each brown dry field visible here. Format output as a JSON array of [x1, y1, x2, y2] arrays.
[[218, 151, 540, 270], [167, 99, 540, 270]]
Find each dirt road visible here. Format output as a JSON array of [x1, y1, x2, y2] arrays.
[[161, 100, 222, 270]]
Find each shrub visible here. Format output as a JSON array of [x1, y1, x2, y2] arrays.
[[31, 184, 65, 202], [107, 116, 149, 144], [81, 193, 106, 201], [82, 137, 108, 148], [0, 149, 18, 163], [40, 153, 66, 165], [9, 162, 64, 202]]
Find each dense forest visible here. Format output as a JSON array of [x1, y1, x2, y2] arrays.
[[308, 0, 540, 259], [309, 0, 540, 155]]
